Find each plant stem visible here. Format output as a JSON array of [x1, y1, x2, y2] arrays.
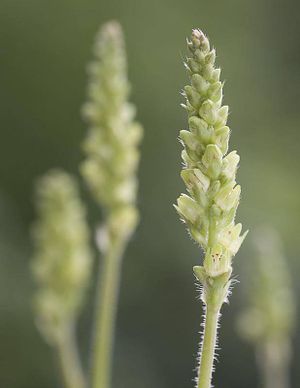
[[57, 324, 86, 388], [197, 303, 220, 388], [259, 340, 290, 388], [92, 241, 124, 388]]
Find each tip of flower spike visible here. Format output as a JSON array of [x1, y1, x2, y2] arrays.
[[95, 20, 124, 56], [188, 29, 210, 53], [191, 29, 205, 40], [101, 20, 122, 38]]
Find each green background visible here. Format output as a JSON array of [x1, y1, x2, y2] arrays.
[[1, 0, 300, 387]]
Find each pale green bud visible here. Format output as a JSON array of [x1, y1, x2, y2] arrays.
[[204, 243, 231, 278], [202, 144, 223, 179], [211, 68, 221, 82], [199, 99, 218, 124], [184, 85, 201, 108], [181, 169, 210, 208], [207, 179, 221, 197], [191, 74, 209, 94], [181, 168, 210, 193], [208, 81, 222, 102], [202, 63, 214, 80], [179, 130, 198, 151], [222, 151, 240, 181], [205, 49, 216, 66], [215, 183, 241, 212], [215, 126, 230, 154], [175, 194, 204, 225], [188, 117, 214, 144], [216, 105, 229, 127], [219, 223, 248, 256], [187, 58, 202, 73]]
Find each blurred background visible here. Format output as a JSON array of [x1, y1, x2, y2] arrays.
[[1, 0, 300, 387]]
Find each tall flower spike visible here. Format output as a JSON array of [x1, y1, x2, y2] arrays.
[[32, 170, 92, 388], [80, 21, 143, 388], [175, 30, 247, 388], [81, 21, 143, 249], [238, 227, 295, 388]]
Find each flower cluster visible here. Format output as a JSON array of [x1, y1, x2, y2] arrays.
[[175, 29, 247, 282], [81, 21, 143, 248], [32, 170, 92, 343], [239, 227, 295, 343]]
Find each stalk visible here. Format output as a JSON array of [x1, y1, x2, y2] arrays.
[[92, 241, 123, 388], [57, 323, 87, 388], [259, 340, 290, 388], [175, 29, 247, 387], [197, 305, 219, 388]]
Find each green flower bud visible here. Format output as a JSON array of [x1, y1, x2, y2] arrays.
[[191, 74, 209, 94], [204, 243, 231, 278], [179, 130, 198, 151], [208, 81, 222, 103], [215, 126, 230, 154], [199, 99, 218, 125], [184, 85, 201, 108], [181, 169, 210, 208], [215, 183, 241, 212], [175, 194, 204, 225], [188, 116, 214, 144], [222, 150, 240, 181], [216, 105, 229, 127], [202, 144, 223, 179], [219, 223, 248, 256], [205, 49, 216, 66]]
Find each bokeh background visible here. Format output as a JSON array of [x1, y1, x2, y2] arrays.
[[1, 0, 300, 387]]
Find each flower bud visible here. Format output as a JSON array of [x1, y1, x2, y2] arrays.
[[191, 29, 210, 53], [202, 144, 223, 179], [219, 223, 248, 256], [216, 105, 229, 127], [204, 243, 231, 277], [188, 115, 206, 130], [175, 194, 204, 225], [211, 68, 221, 82], [208, 82, 222, 102], [215, 183, 241, 212], [179, 130, 198, 151], [199, 99, 218, 125], [215, 126, 230, 154], [205, 49, 216, 66], [222, 151, 240, 181], [191, 74, 209, 94], [184, 85, 201, 108]]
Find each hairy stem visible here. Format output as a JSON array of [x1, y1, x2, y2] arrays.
[[197, 303, 220, 388], [57, 324, 86, 388], [92, 241, 124, 388]]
